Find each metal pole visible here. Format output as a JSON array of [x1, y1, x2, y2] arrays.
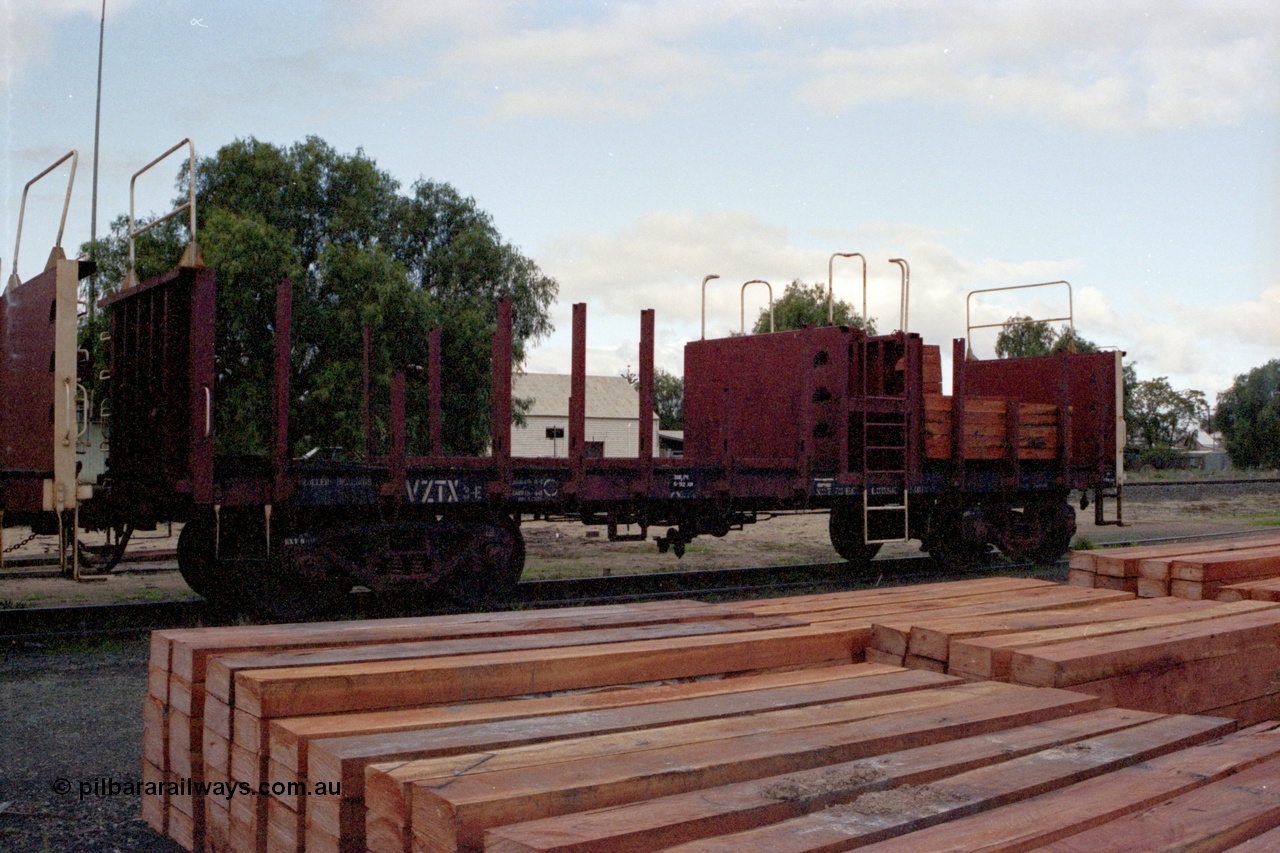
[[90, 0, 105, 317]]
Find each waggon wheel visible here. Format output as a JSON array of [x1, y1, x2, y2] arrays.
[[1001, 500, 1076, 565], [443, 515, 525, 608], [829, 505, 883, 571], [177, 513, 245, 608], [923, 500, 993, 573]]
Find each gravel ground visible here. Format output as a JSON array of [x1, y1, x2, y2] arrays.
[[0, 638, 182, 853]]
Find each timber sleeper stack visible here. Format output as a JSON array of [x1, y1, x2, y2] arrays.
[[144, 577, 1280, 851], [1066, 534, 1280, 598], [864, 585, 1280, 724]]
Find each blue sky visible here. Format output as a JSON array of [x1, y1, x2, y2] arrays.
[[3, 0, 1278, 407]]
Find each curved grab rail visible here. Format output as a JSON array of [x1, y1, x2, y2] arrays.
[[965, 280, 1073, 357], [7, 150, 78, 292], [126, 138, 199, 289], [888, 258, 910, 333], [740, 280, 773, 334], [828, 252, 864, 326], [700, 274, 720, 340]]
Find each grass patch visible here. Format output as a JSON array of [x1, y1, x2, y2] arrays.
[[1070, 535, 1097, 551]]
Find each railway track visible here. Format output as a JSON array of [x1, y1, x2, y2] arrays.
[[1122, 477, 1280, 488], [0, 554, 1041, 641], [8, 527, 1275, 641]]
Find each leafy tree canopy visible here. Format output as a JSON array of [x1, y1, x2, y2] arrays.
[[994, 315, 1097, 358], [992, 315, 1153, 450], [621, 367, 685, 431], [751, 280, 876, 335], [1128, 376, 1209, 450], [84, 136, 556, 457], [1210, 359, 1280, 469]]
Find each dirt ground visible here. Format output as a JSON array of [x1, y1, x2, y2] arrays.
[[2, 484, 1279, 609]]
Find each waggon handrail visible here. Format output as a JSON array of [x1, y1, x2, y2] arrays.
[[828, 252, 864, 326], [966, 280, 1073, 354], [125, 138, 199, 290], [740, 280, 773, 334], [7, 150, 78, 293], [888, 258, 910, 333], [700, 274, 720, 340]]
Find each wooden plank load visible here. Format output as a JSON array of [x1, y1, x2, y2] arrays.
[[480, 720, 1280, 853], [143, 577, 1280, 853], [865, 591, 1280, 724], [794, 721, 1280, 853], [141, 599, 779, 851], [923, 394, 1060, 461], [140, 577, 1079, 851], [1065, 534, 1280, 597], [1005, 605, 1280, 723], [1220, 575, 1280, 603], [1155, 545, 1280, 601], [921, 344, 942, 395], [298, 662, 923, 853], [868, 596, 1259, 674]]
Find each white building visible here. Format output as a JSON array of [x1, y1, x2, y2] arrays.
[[512, 373, 659, 458]]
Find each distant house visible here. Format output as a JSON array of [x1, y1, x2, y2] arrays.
[[659, 430, 684, 458], [512, 373, 659, 458]]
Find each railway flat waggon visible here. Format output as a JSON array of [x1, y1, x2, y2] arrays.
[[1, 142, 1125, 616]]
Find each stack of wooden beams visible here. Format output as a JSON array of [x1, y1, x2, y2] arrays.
[[865, 593, 1280, 724], [1221, 576, 1280, 602], [145, 600, 803, 851], [923, 394, 1060, 460], [998, 603, 1280, 723], [142, 577, 1097, 852], [486, 718, 1280, 853], [1067, 535, 1280, 598], [867, 596, 1254, 672], [921, 344, 942, 395], [145, 578, 1280, 852]]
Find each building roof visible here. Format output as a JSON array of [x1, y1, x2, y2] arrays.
[[514, 373, 656, 421]]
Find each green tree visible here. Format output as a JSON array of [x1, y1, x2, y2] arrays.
[[1210, 360, 1280, 469], [992, 316, 1146, 451], [994, 316, 1097, 358], [198, 208, 303, 455], [621, 367, 684, 431], [750, 280, 875, 335], [1128, 377, 1209, 450], [84, 136, 557, 457]]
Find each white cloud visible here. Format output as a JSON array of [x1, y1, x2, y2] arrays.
[[335, 0, 1279, 131], [1138, 284, 1280, 395], [533, 209, 1083, 378], [797, 1, 1280, 133], [534, 209, 1277, 398], [0, 0, 135, 91]]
